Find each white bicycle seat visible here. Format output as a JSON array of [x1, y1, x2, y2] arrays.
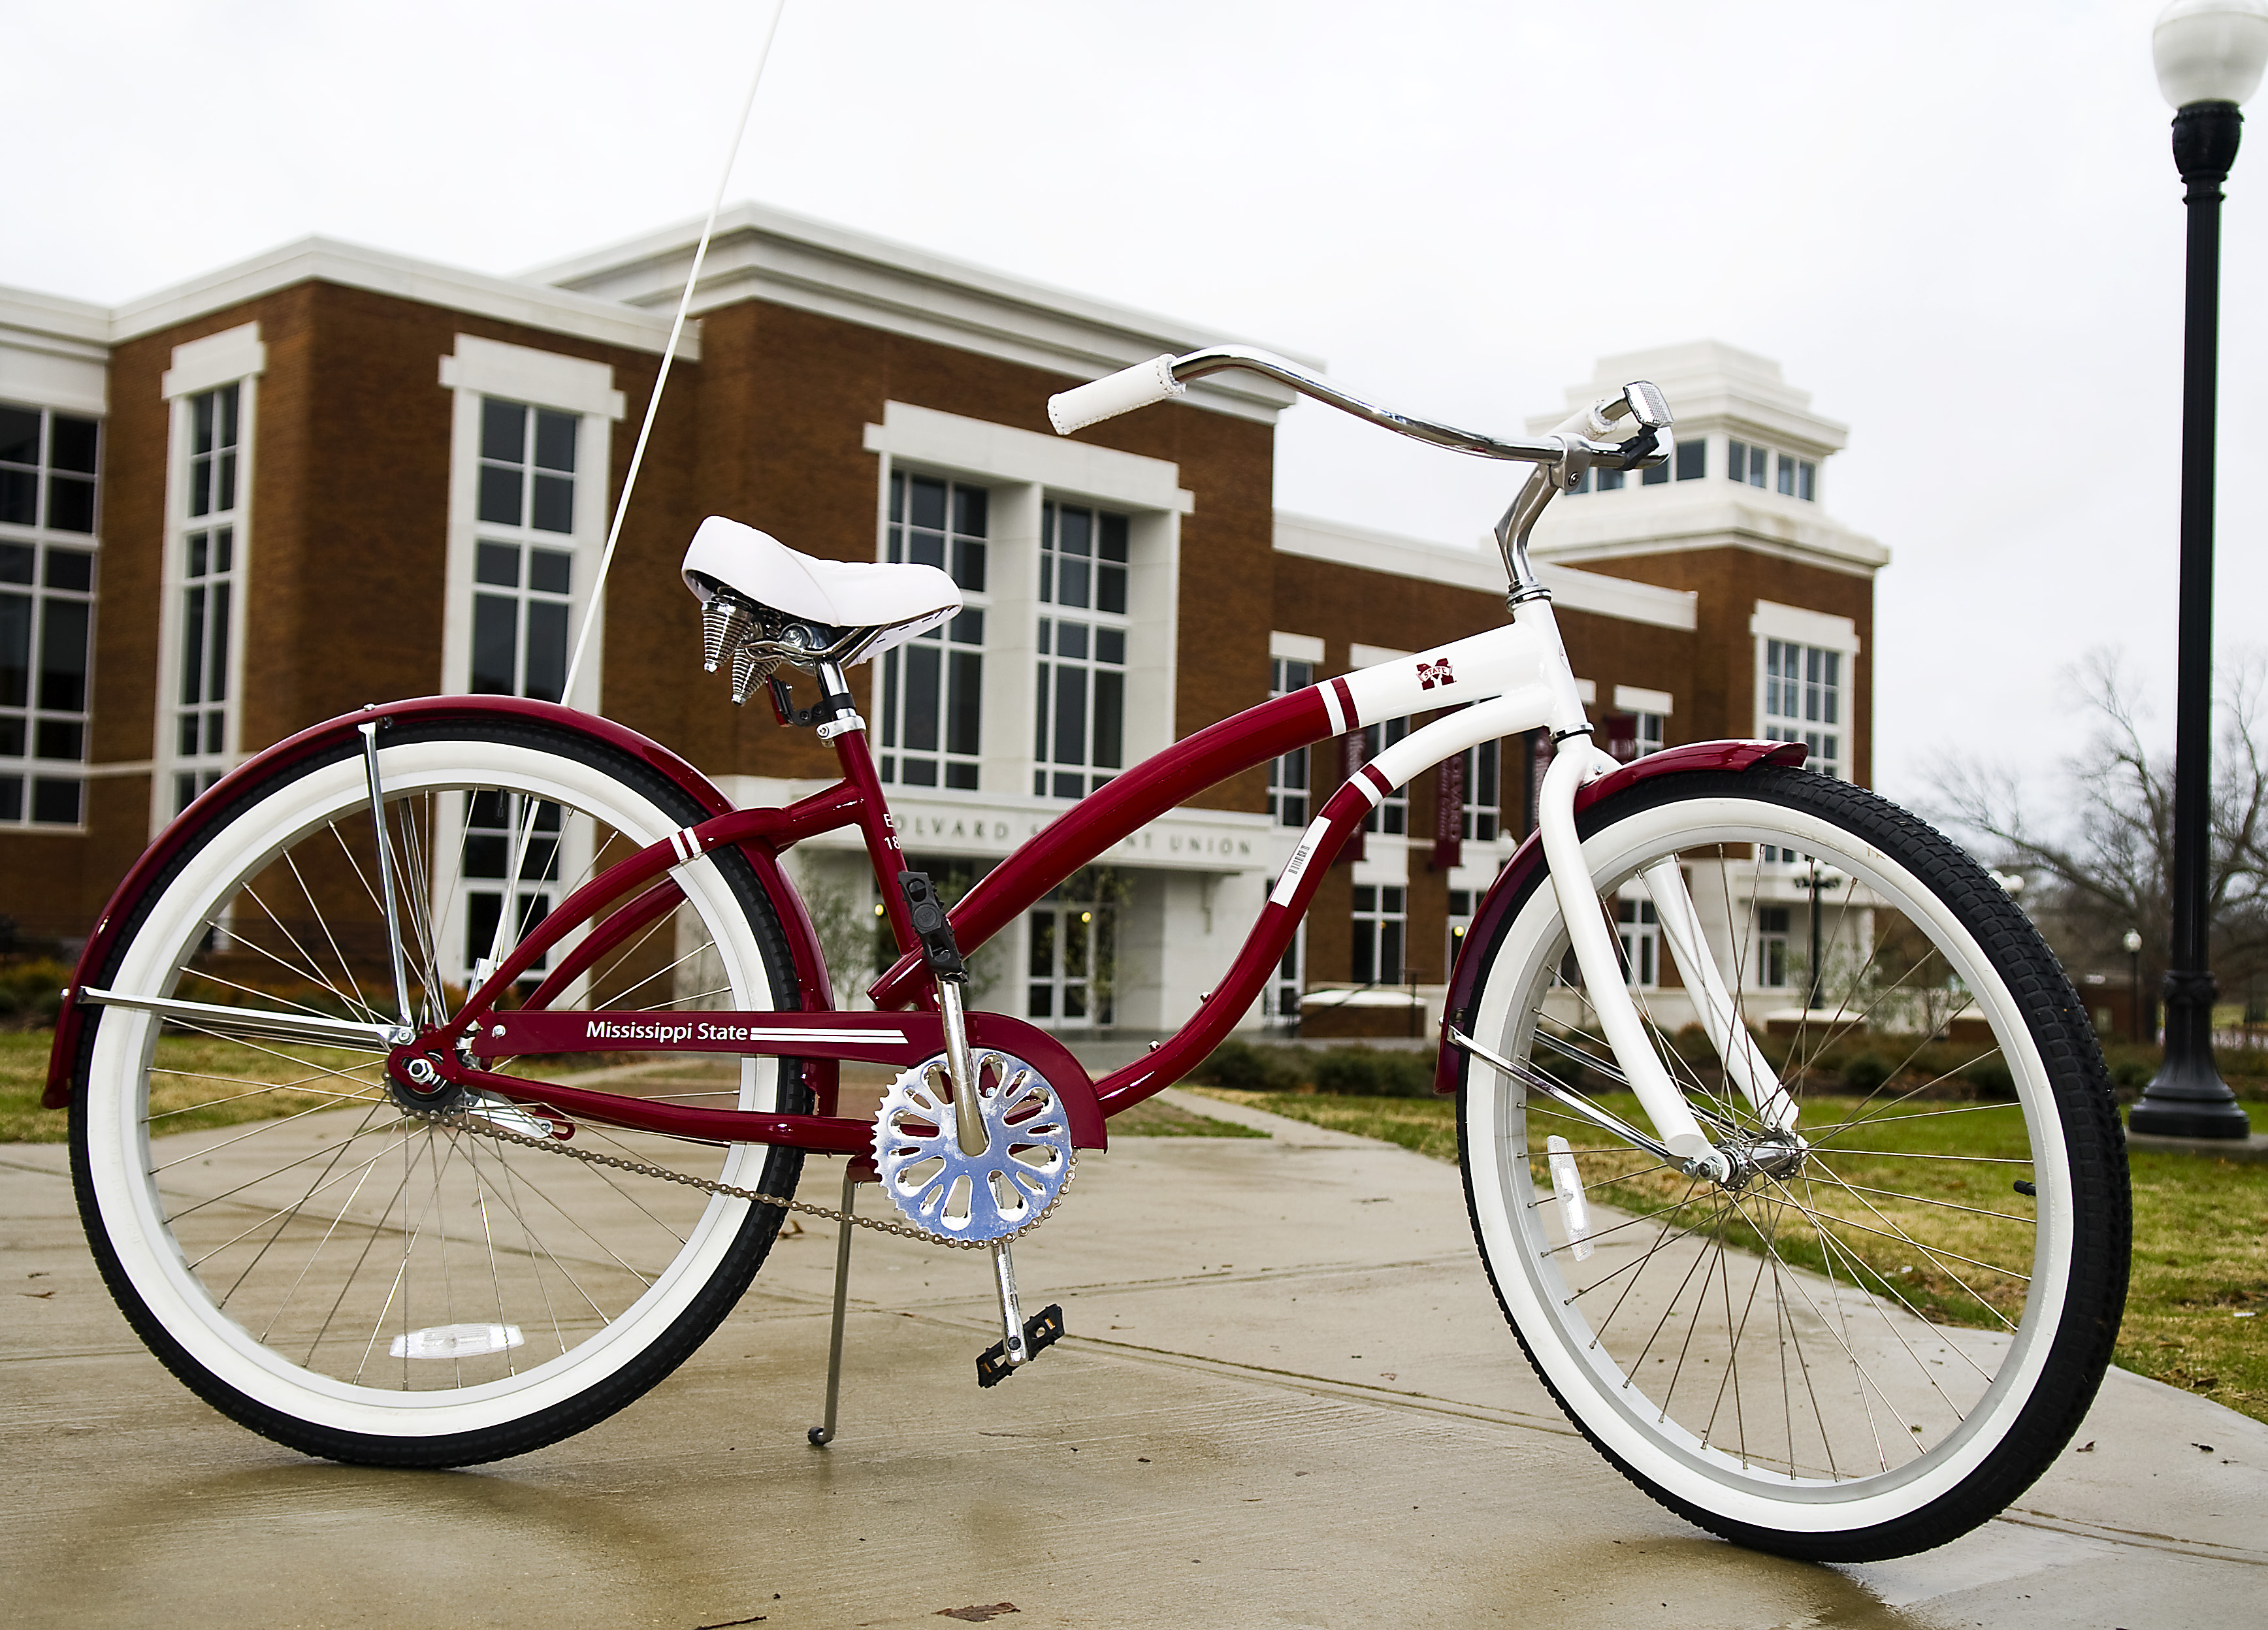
[[681, 515, 960, 661]]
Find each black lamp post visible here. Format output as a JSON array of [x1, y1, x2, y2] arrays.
[[2125, 928, 2145, 1046], [1805, 858, 1843, 1015], [2131, 0, 2268, 1138]]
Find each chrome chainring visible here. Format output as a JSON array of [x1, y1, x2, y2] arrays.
[[873, 1049, 1075, 1244]]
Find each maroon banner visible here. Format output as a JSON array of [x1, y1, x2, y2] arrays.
[[1335, 730, 1367, 863], [1527, 730, 1554, 836], [1431, 750, 1463, 872], [1602, 711, 1640, 763]]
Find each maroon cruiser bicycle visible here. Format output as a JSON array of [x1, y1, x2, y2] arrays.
[[48, 348, 2128, 1562]]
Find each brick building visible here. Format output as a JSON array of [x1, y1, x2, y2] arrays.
[[0, 204, 1883, 1035]]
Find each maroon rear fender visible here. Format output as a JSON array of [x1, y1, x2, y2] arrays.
[[43, 697, 788, 1111], [1431, 738, 1809, 1097]]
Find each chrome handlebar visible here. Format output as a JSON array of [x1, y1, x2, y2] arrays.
[[1163, 345, 1668, 473], [1046, 344, 1676, 610]]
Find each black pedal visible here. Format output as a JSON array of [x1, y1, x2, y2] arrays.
[[899, 870, 968, 982], [975, 1304, 1065, 1388]]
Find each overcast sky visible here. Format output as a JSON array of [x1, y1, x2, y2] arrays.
[[10, 0, 2261, 809]]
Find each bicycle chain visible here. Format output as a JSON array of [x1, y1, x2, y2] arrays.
[[400, 1103, 1069, 1250]]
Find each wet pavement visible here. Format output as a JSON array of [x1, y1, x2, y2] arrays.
[[3, 1090, 2261, 1629]]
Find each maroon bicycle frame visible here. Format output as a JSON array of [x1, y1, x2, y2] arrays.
[[47, 689, 1801, 1156]]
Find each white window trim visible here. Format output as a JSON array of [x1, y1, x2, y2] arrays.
[[1751, 599, 1858, 779], [1270, 629, 1323, 664], [1613, 684, 1674, 716], [864, 401, 1186, 799], [152, 322, 263, 836], [438, 336, 622, 715], [1348, 642, 1412, 670]]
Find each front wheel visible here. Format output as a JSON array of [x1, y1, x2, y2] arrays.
[[70, 713, 807, 1467], [1454, 766, 2128, 1561]]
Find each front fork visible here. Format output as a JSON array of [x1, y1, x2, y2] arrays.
[[1532, 739, 1795, 1182]]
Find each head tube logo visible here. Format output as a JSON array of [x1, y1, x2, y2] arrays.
[[1416, 657, 1455, 691]]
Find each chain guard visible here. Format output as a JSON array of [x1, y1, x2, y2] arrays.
[[873, 1050, 1075, 1244]]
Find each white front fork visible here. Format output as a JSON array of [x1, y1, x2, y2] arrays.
[[1535, 742, 1732, 1173], [1638, 857, 1799, 1133]]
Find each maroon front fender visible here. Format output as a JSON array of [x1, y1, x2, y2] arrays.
[[43, 697, 796, 1111], [1431, 738, 1809, 1096]]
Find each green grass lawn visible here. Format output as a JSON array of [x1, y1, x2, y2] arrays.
[[1191, 1085, 2268, 1426], [1, 1031, 1268, 1143]]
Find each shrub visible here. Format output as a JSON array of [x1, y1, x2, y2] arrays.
[[0, 958, 71, 1030], [1310, 1046, 1433, 1098], [2111, 1058, 2153, 1092], [1963, 1056, 2015, 1100], [1839, 1051, 1892, 1096], [1192, 1039, 1304, 1090]]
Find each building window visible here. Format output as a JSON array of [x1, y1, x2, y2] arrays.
[[478, 397, 576, 534], [890, 470, 989, 585], [2, 402, 99, 826], [1361, 717, 1410, 834], [1035, 500, 1129, 799], [1616, 898, 1659, 988], [463, 791, 559, 975], [1635, 712, 1664, 756], [1041, 499, 1126, 613], [1458, 741, 1500, 842], [1595, 466, 1624, 491], [1728, 438, 1815, 500], [1, 402, 98, 534], [172, 385, 242, 813], [470, 540, 572, 701], [882, 472, 988, 791], [1268, 655, 1312, 825], [0, 538, 95, 826], [1352, 884, 1405, 985], [1446, 887, 1476, 979], [1027, 893, 1113, 1027], [1762, 638, 1842, 779], [1757, 905, 1790, 987], [1777, 452, 1816, 500], [1265, 919, 1304, 1025]]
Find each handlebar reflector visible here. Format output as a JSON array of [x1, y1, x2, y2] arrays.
[[1048, 355, 1186, 434]]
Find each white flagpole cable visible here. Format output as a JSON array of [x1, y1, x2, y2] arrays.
[[559, 0, 792, 706], [478, 0, 790, 983]]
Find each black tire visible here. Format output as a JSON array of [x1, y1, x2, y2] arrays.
[[1453, 766, 2128, 1560], [71, 713, 808, 1467]]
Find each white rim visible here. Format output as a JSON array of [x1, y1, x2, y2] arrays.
[[83, 736, 782, 1440], [1465, 794, 2075, 1535]]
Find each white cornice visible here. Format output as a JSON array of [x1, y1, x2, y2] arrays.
[[1536, 340, 1851, 458], [526, 201, 1314, 425], [1273, 511, 1698, 632], [1529, 484, 1888, 577], [0, 287, 111, 357], [20, 240, 688, 357]]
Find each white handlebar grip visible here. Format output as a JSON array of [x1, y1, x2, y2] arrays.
[[1551, 395, 1619, 439], [1047, 354, 1186, 434]]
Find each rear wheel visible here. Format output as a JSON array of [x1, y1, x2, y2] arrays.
[[71, 714, 806, 1466], [1454, 767, 2128, 1560]]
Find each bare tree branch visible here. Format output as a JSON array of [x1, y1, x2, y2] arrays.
[[1920, 647, 2268, 1016]]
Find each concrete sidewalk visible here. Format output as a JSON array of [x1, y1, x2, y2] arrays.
[[3, 1092, 2262, 1629]]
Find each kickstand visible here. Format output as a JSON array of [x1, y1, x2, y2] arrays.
[[807, 1164, 859, 1446]]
